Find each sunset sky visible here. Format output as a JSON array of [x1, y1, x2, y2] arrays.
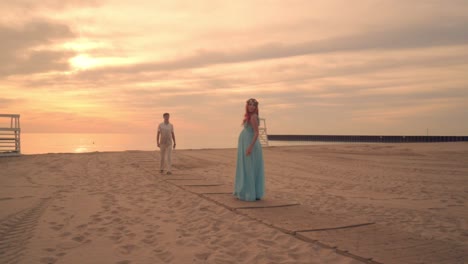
[[1, 0, 468, 143]]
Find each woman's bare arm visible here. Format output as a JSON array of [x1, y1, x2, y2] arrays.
[[246, 114, 259, 156]]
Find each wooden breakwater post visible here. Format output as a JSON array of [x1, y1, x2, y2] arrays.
[[0, 114, 21, 156]]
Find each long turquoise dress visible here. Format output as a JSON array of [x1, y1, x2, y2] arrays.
[[234, 118, 265, 201]]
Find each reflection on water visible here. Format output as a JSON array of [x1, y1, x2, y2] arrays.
[[74, 146, 89, 153], [22, 133, 155, 154], [21, 133, 237, 154], [20, 133, 352, 155]]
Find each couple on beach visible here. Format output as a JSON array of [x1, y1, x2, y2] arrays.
[[157, 98, 265, 202]]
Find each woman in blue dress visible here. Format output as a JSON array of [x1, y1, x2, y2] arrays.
[[234, 98, 265, 201]]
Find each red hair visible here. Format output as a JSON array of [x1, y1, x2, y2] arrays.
[[242, 98, 259, 125]]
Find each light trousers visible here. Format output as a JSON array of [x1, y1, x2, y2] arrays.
[[160, 143, 172, 171]]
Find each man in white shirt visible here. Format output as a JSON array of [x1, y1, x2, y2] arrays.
[[157, 113, 176, 174]]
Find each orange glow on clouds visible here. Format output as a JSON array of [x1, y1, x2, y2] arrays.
[[0, 1, 467, 137], [70, 54, 99, 70]]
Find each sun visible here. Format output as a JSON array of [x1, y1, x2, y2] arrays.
[[70, 54, 98, 70]]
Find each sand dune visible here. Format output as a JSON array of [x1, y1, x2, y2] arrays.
[[0, 143, 467, 263]]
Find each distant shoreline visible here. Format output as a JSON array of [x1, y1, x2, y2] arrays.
[[268, 134, 468, 143]]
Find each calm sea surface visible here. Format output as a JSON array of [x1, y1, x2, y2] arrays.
[[20, 133, 349, 155]]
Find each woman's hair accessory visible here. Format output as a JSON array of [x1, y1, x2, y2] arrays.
[[246, 98, 258, 106]]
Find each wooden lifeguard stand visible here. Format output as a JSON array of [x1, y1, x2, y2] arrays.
[[0, 114, 21, 156], [259, 118, 269, 147]]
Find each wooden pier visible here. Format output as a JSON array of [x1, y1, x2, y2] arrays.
[[268, 134, 468, 143], [0, 114, 21, 156]]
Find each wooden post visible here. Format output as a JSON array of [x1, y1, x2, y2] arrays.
[[258, 118, 269, 147]]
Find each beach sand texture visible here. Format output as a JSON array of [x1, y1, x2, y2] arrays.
[[0, 143, 467, 263]]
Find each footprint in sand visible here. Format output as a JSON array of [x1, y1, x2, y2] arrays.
[[97, 227, 108, 233], [72, 235, 86, 242], [116, 260, 131, 264], [113, 218, 123, 224], [118, 244, 138, 255], [144, 228, 154, 233], [71, 233, 92, 244], [141, 235, 155, 244], [109, 234, 123, 243], [60, 231, 72, 237], [51, 206, 64, 212], [153, 248, 174, 262], [125, 232, 136, 239], [116, 225, 126, 231], [91, 217, 103, 224], [195, 252, 211, 261], [76, 224, 88, 229], [50, 223, 64, 231], [40, 256, 57, 263]]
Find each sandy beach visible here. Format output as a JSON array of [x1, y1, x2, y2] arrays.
[[0, 143, 467, 264]]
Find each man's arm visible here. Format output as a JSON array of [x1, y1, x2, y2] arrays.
[[157, 130, 161, 148], [171, 131, 176, 149]]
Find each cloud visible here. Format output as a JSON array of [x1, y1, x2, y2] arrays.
[[1, 50, 74, 77], [0, 20, 76, 77], [350, 97, 463, 122], [0, 0, 102, 12], [0, 20, 74, 52], [0, 98, 17, 108], [1, 0, 467, 137], [76, 16, 468, 77]]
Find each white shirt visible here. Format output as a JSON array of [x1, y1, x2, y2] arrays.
[[158, 122, 174, 145]]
